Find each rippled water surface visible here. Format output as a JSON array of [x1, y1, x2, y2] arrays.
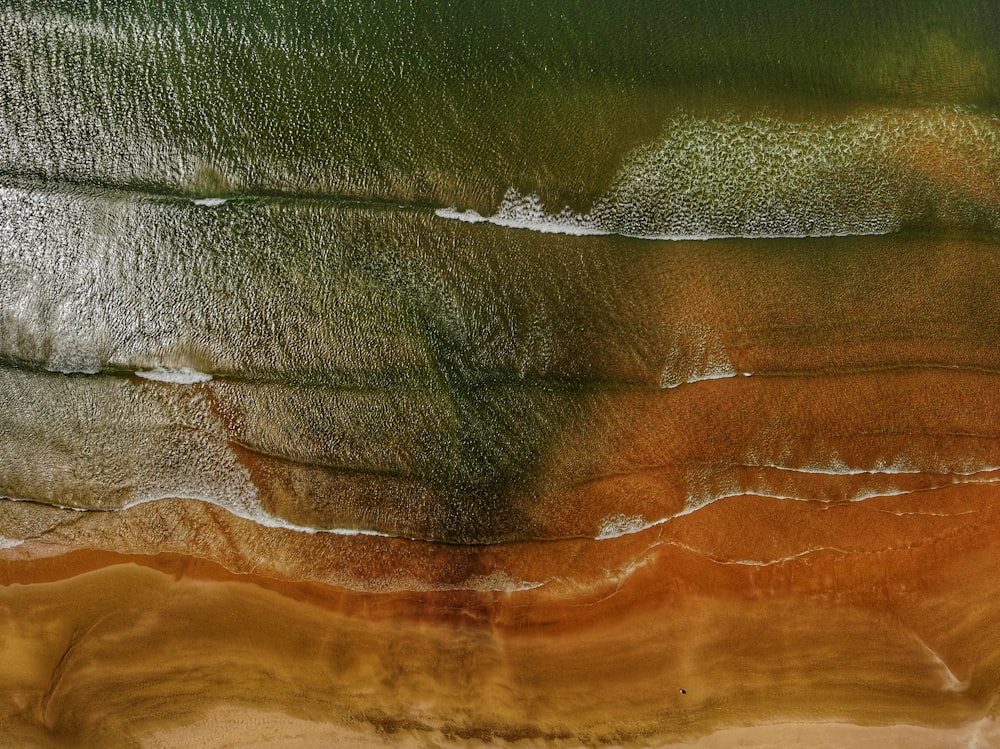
[[2, 1, 1000, 746]]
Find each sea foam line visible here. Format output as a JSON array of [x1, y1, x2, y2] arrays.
[[434, 206, 611, 237], [0, 493, 393, 539], [135, 367, 214, 384], [0, 496, 553, 592], [595, 475, 1000, 540], [434, 205, 890, 241], [438, 108, 1000, 241], [753, 462, 1000, 477], [125, 494, 393, 537], [38, 362, 216, 383]]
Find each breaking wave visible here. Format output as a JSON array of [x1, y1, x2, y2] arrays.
[[439, 107, 1000, 240]]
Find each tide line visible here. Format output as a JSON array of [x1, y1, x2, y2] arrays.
[[434, 205, 893, 242], [0, 493, 393, 540]]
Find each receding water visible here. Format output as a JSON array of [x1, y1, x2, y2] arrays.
[[0, 0, 998, 638]]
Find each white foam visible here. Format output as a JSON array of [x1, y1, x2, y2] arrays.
[[0, 492, 393, 539], [1, 495, 88, 512], [481, 191, 610, 236], [434, 207, 487, 224], [459, 571, 546, 592], [119, 493, 392, 538], [595, 512, 671, 539], [44, 363, 101, 375], [608, 537, 843, 573], [658, 323, 741, 388], [434, 198, 889, 241], [592, 474, 1000, 541], [661, 369, 753, 389], [596, 513, 648, 539], [135, 367, 214, 384], [757, 461, 1000, 477], [916, 639, 969, 692], [707, 546, 839, 567], [0, 496, 546, 592], [191, 197, 227, 207], [436, 108, 1000, 241], [436, 204, 610, 237]]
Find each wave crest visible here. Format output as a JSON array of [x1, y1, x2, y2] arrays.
[[439, 107, 1000, 240]]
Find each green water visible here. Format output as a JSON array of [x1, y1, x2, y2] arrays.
[[1, 0, 999, 541], [3, 0, 998, 208]]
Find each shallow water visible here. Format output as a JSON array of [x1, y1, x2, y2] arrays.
[[2, 1, 1000, 746]]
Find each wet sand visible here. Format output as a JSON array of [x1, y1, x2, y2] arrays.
[[4, 394, 999, 748], [3, 453, 1000, 746], [2, 2, 1000, 744]]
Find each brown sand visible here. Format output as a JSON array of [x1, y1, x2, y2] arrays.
[[3, 461, 1000, 747], [4, 231, 1000, 745]]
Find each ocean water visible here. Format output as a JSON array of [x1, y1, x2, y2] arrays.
[[1, 0, 999, 544], [5, 9, 1000, 743], [2, 1, 998, 206]]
